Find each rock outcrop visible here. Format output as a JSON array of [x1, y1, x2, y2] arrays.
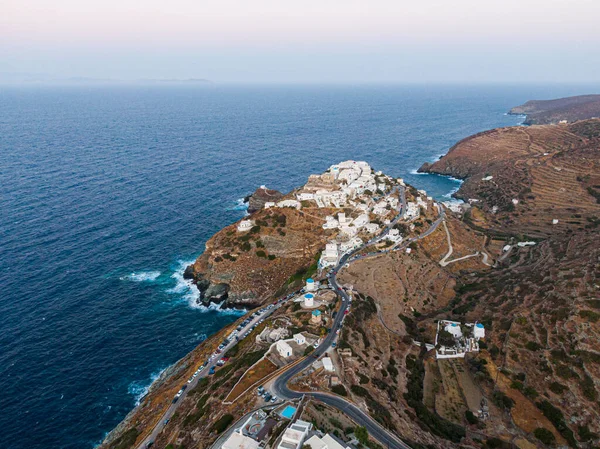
[[244, 186, 284, 213]]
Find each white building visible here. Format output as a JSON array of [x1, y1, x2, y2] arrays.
[[364, 223, 380, 234], [387, 229, 402, 243], [277, 199, 301, 209], [445, 322, 463, 338], [237, 220, 254, 232], [474, 323, 485, 339], [297, 192, 315, 201], [320, 243, 339, 267], [304, 293, 315, 307], [322, 216, 339, 230], [276, 340, 293, 358], [277, 420, 312, 449], [304, 434, 350, 449], [264, 202, 276, 209], [305, 278, 317, 292], [294, 333, 306, 345], [222, 431, 260, 449], [339, 237, 363, 254], [322, 357, 334, 372], [405, 202, 420, 219], [353, 213, 369, 229]]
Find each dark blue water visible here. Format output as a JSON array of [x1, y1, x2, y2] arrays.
[[1, 84, 598, 449]]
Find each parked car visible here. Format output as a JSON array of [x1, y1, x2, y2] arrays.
[[209, 366, 215, 375]]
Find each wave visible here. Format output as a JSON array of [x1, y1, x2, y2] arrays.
[[167, 260, 245, 315], [227, 198, 249, 212], [167, 260, 201, 306], [120, 271, 161, 282], [128, 367, 167, 406]]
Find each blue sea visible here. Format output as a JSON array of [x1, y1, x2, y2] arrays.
[[1, 84, 598, 449]]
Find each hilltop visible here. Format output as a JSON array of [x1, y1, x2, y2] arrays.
[[509, 94, 600, 125]]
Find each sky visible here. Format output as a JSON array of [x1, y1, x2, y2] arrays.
[[1, 0, 600, 83]]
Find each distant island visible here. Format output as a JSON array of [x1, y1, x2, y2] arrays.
[[509, 94, 600, 125], [101, 95, 600, 449]]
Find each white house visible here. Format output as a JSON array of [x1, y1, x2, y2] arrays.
[[277, 199, 301, 209], [222, 431, 260, 449], [276, 340, 293, 358], [277, 420, 312, 449], [322, 357, 334, 372], [320, 243, 339, 267], [305, 278, 317, 292], [297, 192, 315, 201], [364, 223, 380, 234], [237, 220, 254, 232], [294, 333, 306, 345], [353, 213, 369, 229], [322, 216, 339, 230], [304, 434, 350, 449], [264, 202, 276, 209]]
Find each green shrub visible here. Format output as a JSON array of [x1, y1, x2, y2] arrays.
[[534, 427, 556, 445], [350, 385, 369, 397], [525, 341, 542, 351], [549, 382, 568, 395], [111, 428, 139, 449], [492, 390, 514, 410], [536, 400, 577, 448], [465, 410, 478, 425], [331, 385, 347, 396], [268, 254, 276, 260], [256, 250, 267, 258], [212, 414, 235, 434]]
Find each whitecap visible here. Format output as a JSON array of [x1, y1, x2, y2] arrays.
[[120, 271, 161, 282], [128, 367, 166, 406], [227, 198, 249, 212], [167, 259, 245, 315]]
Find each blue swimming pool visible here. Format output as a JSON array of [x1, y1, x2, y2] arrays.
[[280, 405, 297, 419]]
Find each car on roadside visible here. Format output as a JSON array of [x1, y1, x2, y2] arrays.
[[209, 366, 215, 375]]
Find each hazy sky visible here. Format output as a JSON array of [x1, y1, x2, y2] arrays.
[[2, 0, 599, 83]]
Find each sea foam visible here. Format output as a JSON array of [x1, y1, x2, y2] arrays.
[[128, 367, 166, 406], [121, 271, 161, 282]]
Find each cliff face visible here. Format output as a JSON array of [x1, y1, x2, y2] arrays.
[[509, 94, 600, 125], [184, 206, 333, 308], [419, 120, 600, 238]]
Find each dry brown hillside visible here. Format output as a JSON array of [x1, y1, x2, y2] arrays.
[[419, 120, 600, 238]]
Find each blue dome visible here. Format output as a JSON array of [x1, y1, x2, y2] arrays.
[[305, 293, 314, 299], [306, 278, 314, 283], [476, 323, 484, 328]]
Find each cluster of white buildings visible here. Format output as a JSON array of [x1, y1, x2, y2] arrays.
[[435, 320, 486, 359], [295, 161, 381, 209], [322, 212, 370, 237]]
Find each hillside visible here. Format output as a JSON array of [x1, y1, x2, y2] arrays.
[[509, 94, 600, 125], [418, 120, 600, 238]]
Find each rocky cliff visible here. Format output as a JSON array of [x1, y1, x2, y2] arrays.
[[244, 186, 284, 213]]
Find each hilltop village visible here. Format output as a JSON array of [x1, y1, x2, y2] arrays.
[[103, 111, 600, 449]]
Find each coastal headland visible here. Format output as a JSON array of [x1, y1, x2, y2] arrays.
[[101, 96, 600, 449]]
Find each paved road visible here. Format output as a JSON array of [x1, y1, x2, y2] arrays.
[[273, 196, 447, 449], [137, 301, 287, 448]]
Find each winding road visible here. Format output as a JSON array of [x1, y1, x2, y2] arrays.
[[273, 189, 446, 449], [139, 187, 443, 449]]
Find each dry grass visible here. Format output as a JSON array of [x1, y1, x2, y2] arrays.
[[225, 358, 278, 402]]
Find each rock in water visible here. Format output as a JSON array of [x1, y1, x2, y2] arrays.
[[245, 186, 283, 213]]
